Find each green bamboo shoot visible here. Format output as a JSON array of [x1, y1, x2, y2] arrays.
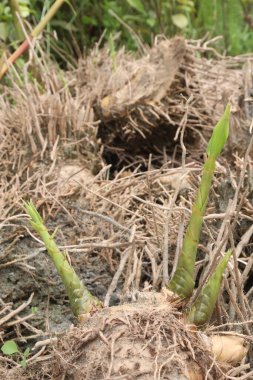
[[24, 201, 102, 318], [168, 104, 231, 298], [187, 250, 232, 327]]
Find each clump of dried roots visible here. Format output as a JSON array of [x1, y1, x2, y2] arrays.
[[52, 291, 224, 380]]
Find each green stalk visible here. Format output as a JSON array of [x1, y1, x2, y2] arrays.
[[168, 104, 231, 298], [31, 0, 65, 39], [24, 201, 102, 318], [187, 250, 232, 327], [8, 0, 24, 40]]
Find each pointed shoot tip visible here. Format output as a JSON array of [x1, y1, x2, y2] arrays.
[[207, 103, 231, 159]]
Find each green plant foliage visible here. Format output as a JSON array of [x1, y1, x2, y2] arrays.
[[127, 0, 145, 14], [20, 347, 30, 369], [168, 104, 231, 299], [171, 13, 188, 29], [0, 0, 31, 42], [1, 340, 19, 355], [193, 0, 253, 55], [187, 250, 232, 327], [2, 0, 253, 64], [31, 306, 38, 313], [225, 0, 242, 55], [195, 0, 215, 36], [1, 340, 30, 368]]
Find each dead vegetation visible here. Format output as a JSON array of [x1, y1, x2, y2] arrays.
[[0, 36, 253, 379]]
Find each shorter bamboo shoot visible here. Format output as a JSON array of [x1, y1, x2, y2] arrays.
[[24, 201, 102, 318]]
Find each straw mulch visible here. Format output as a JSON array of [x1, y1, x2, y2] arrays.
[[0, 36, 253, 378]]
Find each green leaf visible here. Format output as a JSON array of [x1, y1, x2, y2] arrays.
[[51, 20, 78, 32], [19, 346, 30, 369], [146, 18, 156, 27], [207, 103, 231, 159], [177, 5, 194, 13], [19, 4, 30, 18], [1, 340, 19, 356], [0, 22, 8, 41], [20, 358, 27, 369], [177, 0, 194, 5], [23, 347, 30, 358], [127, 0, 146, 14], [177, 0, 194, 11], [171, 13, 188, 29], [82, 15, 98, 26], [31, 306, 38, 314]]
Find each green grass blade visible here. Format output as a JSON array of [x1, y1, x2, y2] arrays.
[[24, 201, 102, 317], [168, 104, 231, 298], [187, 250, 232, 327]]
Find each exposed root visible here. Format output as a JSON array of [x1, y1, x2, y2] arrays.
[[48, 292, 225, 379]]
